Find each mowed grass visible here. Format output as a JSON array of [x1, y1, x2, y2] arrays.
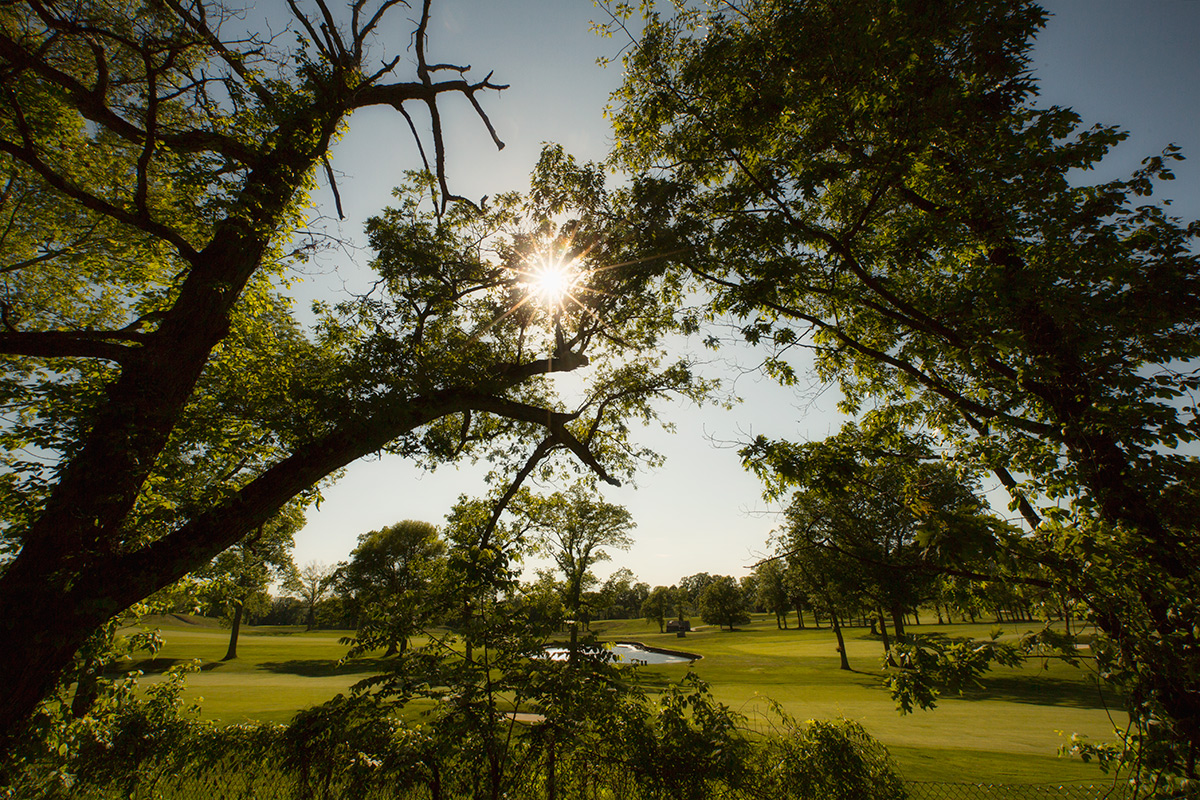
[[128, 617, 385, 725], [129, 614, 1126, 783], [591, 616, 1124, 783]]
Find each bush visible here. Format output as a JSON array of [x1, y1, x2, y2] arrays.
[[753, 712, 907, 800]]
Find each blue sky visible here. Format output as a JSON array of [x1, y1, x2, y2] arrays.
[[287, 0, 1200, 588]]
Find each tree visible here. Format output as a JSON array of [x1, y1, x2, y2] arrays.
[[754, 560, 790, 630], [0, 0, 699, 742], [753, 422, 1007, 644], [676, 572, 717, 615], [201, 504, 302, 660], [527, 483, 635, 657], [642, 585, 673, 633], [698, 575, 749, 631], [286, 562, 337, 632], [605, 0, 1200, 777], [598, 567, 649, 620], [336, 520, 446, 658], [521, 569, 567, 631], [738, 572, 760, 612]]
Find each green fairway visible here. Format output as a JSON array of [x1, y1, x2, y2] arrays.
[[129, 619, 386, 725], [130, 614, 1125, 783]]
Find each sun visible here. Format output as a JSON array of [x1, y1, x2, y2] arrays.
[[464, 234, 608, 347], [527, 259, 577, 308], [520, 249, 584, 311]]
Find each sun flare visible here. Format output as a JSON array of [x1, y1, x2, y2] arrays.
[[466, 233, 616, 347], [528, 260, 576, 307], [520, 249, 584, 311]]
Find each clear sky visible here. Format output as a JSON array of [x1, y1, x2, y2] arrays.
[[287, 0, 1200, 589]]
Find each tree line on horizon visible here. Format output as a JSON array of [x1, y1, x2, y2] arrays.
[[194, 524, 1065, 657]]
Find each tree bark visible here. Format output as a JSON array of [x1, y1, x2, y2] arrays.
[[877, 608, 891, 654], [831, 610, 851, 671], [890, 602, 906, 638], [223, 599, 244, 661]]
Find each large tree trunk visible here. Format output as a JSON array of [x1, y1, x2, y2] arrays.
[[0, 388, 478, 746], [223, 599, 245, 661], [877, 608, 891, 654], [890, 602, 906, 638], [70, 659, 101, 720], [831, 610, 851, 671]]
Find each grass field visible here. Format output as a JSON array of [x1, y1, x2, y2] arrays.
[[128, 613, 1127, 785]]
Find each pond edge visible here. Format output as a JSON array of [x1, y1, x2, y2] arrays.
[[613, 640, 703, 662]]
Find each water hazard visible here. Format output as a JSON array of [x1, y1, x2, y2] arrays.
[[542, 642, 697, 665]]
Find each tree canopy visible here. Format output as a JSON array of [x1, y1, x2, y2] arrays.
[[756, 422, 1011, 637], [286, 562, 337, 632], [336, 520, 445, 657], [602, 0, 1200, 780], [698, 575, 749, 631]]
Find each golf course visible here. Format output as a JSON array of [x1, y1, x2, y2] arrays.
[[128, 613, 1125, 786]]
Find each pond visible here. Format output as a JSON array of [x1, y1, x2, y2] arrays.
[[542, 642, 698, 665]]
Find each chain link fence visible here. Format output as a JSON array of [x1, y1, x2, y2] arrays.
[[20, 767, 1200, 800], [905, 783, 1198, 800]]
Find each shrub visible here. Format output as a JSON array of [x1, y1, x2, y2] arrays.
[[753, 712, 907, 800]]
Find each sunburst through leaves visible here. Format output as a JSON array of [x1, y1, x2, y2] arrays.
[[467, 232, 621, 348], [515, 243, 588, 312]]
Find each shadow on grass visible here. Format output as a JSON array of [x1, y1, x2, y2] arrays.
[[958, 674, 1118, 710], [255, 658, 389, 677], [243, 626, 310, 636], [629, 672, 676, 694], [106, 658, 225, 675]]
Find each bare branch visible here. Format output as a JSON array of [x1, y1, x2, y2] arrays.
[[464, 70, 507, 151], [312, 0, 350, 67], [160, 0, 274, 106], [354, 0, 410, 61], [285, 0, 333, 63], [396, 104, 432, 175], [322, 155, 344, 220], [479, 437, 556, 550]]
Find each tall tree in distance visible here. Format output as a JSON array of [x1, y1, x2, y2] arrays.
[[676, 572, 717, 617], [642, 585, 673, 633], [598, 567, 649, 620], [527, 483, 635, 658], [754, 560, 791, 630], [202, 504, 303, 661], [287, 562, 337, 632], [336, 520, 446, 658], [748, 422, 1007, 642], [698, 575, 749, 631], [604, 0, 1200, 778]]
